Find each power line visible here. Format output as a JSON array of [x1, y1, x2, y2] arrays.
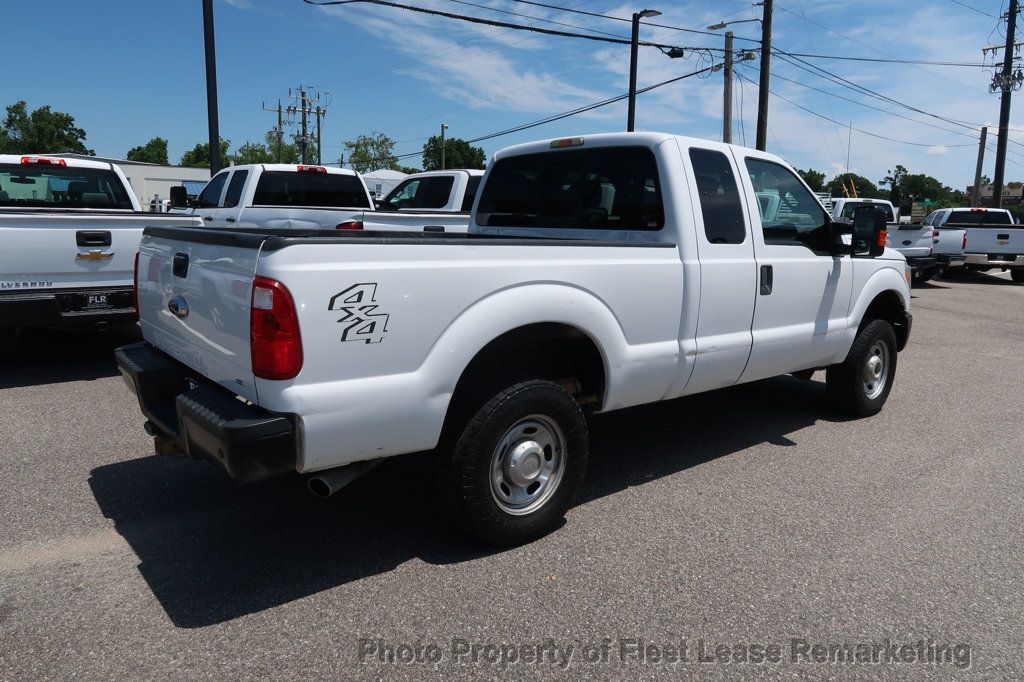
[[780, 52, 989, 67], [445, 0, 629, 39], [946, 0, 999, 18]]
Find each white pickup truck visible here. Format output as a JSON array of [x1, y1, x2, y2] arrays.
[[0, 154, 203, 329], [355, 169, 483, 233], [169, 163, 374, 230], [926, 207, 1024, 282], [832, 198, 936, 282], [116, 132, 912, 545]]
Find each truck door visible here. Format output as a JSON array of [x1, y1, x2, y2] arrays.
[[678, 145, 757, 395], [735, 154, 853, 383], [194, 170, 229, 227]]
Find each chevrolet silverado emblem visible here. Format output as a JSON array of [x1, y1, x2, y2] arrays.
[[76, 250, 114, 262]]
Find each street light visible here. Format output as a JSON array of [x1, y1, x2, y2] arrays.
[[440, 123, 449, 170], [708, 1, 773, 151], [627, 8, 661, 133]]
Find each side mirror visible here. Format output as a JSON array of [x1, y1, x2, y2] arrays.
[[852, 205, 887, 257], [169, 186, 188, 209]]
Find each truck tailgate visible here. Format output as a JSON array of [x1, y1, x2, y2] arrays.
[[887, 223, 932, 259], [962, 225, 1024, 255], [137, 228, 261, 402], [0, 212, 149, 289]]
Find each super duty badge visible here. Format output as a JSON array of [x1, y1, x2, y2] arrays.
[[329, 283, 390, 344]]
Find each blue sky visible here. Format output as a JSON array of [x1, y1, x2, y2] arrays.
[[4, 0, 1019, 189]]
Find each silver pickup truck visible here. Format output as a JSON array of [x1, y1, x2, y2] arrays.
[[927, 207, 1024, 282], [0, 154, 203, 328]]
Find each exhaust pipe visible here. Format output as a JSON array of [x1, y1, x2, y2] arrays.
[[307, 458, 382, 498]]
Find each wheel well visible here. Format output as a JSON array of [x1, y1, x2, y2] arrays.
[[861, 290, 908, 348], [450, 323, 607, 413]]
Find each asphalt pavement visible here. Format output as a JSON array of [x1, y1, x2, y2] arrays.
[[1, 270, 1022, 680]]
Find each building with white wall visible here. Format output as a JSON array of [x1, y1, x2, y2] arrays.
[[57, 154, 210, 208], [361, 168, 408, 199]]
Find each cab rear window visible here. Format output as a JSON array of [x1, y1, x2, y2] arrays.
[[252, 171, 370, 208], [945, 210, 1013, 225], [476, 146, 664, 230], [0, 164, 133, 209]]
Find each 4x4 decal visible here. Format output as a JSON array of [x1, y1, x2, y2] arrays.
[[329, 283, 390, 344]]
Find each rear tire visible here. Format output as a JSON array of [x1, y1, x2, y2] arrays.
[[941, 266, 964, 279], [826, 319, 898, 417], [438, 380, 589, 546], [912, 269, 932, 284], [1011, 269, 1024, 283]]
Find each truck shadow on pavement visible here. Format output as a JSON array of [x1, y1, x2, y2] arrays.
[[89, 375, 841, 629], [0, 325, 140, 389]]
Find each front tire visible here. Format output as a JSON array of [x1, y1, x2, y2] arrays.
[[439, 380, 589, 546], [826, 319, 898, 417]]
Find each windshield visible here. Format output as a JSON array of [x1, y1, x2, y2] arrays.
[[840, 201, 894, 223], [252, 171, 370, 208], [945, 209, 1013, 225], [0, 164, 134, 209]]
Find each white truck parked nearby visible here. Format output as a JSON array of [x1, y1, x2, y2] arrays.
[[925, 207, 1024, 282], [0, 155, 203, 329], [832, 197, 936, 282], [117, 132, 912, 545], [169, 164, 374, 230], [354, 169, 484, 233]]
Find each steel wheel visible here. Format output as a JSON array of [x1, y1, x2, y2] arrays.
[[862, 340, 889, 400], [489, 414, 566, 516]]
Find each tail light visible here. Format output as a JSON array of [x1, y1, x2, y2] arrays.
[[297, 165, 327, 173], [877, 228, 887, 248], [336, 220, 363, 230], [251, 276, 303, 380], [133, 252, 140, 313]]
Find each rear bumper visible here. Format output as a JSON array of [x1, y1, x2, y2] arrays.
[[0, 286, 136, 327], [965, 253, 1024, 268], [905, 256, 937, 272], [115, 341, 296, 482], [934, 254, 967, 268]]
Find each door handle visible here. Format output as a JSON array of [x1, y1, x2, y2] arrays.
[[225, 217, 236, 223], [203, 216, 214, 221], [759, 265, 773, 295], [423, 225, 445, 233]]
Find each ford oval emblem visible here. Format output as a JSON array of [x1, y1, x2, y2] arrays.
[[168, 296, 189, 318]]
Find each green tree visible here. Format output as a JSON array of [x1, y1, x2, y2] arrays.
[[180, 139, 232, 168], [421, 135, 486, 171], [879, 164, 908, 209], [126, 137, 169, 164], [342, 132, 398, 173], [0, 100, 93, 155], [234, 140, 275, 165], [797, 168, 826, 191], [398, 165, 421, 174], [827, 173, 882, 199]]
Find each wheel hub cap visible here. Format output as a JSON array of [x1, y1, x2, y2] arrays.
[[489, 414, 566, 516], [862, 341, 889, 400]]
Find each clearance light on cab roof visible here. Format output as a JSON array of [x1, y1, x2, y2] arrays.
[[550, 137, 584, 148], [21, 156, 66, 166], [297, 165, 327, 173]]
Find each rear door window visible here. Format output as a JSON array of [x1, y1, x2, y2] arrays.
[[380, 175, 456, 211], [689, 148, 746, 244], [476, 146, 664, 230], [252, 171, 371, 208], [223, 170, 249, 208]]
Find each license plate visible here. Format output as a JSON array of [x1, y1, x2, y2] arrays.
[[85, 293, 110, 309]]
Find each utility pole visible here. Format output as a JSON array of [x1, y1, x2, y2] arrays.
[[286, 87, 327, 165], [299, 87, 308, 164], [992, 0, 1018, 208], [627, 9, 661, 132], [201, 0, 221, 173], [755, 0, 773, 151], [973, 126, 988, 207], [316, 105, 325, 165], [440, 123, 448, 170], [723, 31, 733, 143], [262, 100, 285, 162]]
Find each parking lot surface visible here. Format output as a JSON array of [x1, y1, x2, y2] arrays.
[[1, 271, 1022, 679]]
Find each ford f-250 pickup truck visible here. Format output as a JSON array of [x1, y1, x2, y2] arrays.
[[355, 169, 483, 233], [169, 163, 374, 230], [116, 133, 912, 545], [926, 207, 1024, 282], [0, 154, 203, 328]]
